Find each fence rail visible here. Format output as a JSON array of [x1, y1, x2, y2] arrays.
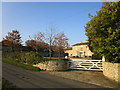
[[67, 59, 103, 71]]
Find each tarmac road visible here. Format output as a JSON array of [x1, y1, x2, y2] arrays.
[[2, 63, 105, 88]]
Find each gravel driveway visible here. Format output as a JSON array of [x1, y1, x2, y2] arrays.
[[41, 70, 119, 88]]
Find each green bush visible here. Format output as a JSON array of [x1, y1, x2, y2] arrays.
[[3, 51, 43, 64], [19, 52, 43, 64], [92, 53, 102, 60]]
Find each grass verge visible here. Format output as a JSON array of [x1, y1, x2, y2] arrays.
[[2, 58, 43, 71]]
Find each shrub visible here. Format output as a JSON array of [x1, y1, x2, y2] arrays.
[[92, 53, 102, 60], [3, 51, 43, 64], [19, 52, 43, 64]]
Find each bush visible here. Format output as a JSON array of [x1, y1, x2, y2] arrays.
[[3, 51, 43, 64], [92, 53, 102, 60], [20, 52, 43, 64]]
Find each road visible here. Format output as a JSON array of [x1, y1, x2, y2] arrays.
[[2, 63, 105, 88]]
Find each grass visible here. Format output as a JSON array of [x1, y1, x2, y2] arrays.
[[2, 58, 43, 71], [2, 56, 66, 71]]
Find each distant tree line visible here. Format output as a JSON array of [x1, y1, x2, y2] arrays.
[[2, 29, 69, 58]]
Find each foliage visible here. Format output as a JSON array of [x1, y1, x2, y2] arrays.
[[41, 57, 68, 63], [85, 2, 120, 63], [92, 53, 102, 60], [34, 32, 47, 47], [2, 58, 42, 71], [26, 33, 49, 52], [2, 40, 12, 47], [20, 52, 43, 64], [25, 40, 37, 49], [34, 32, 49, 52], [26, 29, 69, 58], [2, 30, 22, 52], [3, 51, 43, 64], [3, 30, 22, 45], [53, 33, 69, 57]]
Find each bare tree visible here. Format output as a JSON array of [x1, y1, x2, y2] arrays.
[[45, 27, 56, 58], [33, 26, 58, 58], [28, 25, 69, 58]]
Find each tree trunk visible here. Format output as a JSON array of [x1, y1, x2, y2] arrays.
[[49, 47, 52, 59]]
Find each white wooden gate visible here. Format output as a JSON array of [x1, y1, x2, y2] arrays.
[[67, 59, 103, 71]]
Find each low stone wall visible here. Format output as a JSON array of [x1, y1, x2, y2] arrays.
[[33, 59, 68, 71], [103, 62, 120, 84]]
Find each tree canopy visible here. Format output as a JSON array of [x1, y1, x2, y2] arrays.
[[53, 33, 69, 57], [3, 30, 22, 46], [85, 2, 120, 63], [2, 30, 22, 52]]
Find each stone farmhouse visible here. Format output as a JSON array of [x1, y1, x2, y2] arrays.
[[64, 42, 93, 58]]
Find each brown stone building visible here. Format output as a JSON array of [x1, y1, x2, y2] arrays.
[[64, 42, 93, 57]]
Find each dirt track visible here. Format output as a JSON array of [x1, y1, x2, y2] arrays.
[[42, 70, 119, 88]]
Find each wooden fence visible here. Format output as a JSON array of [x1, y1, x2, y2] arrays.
[[67, 59, 102, 71]]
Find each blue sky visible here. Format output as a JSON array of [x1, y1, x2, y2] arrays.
[[2, 2, 102, 46]]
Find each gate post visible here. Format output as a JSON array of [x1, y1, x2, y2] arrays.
[[102, 56, 105, 62]]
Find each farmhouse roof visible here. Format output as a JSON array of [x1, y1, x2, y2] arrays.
[[64, 48, 72, 51], [72, 42, 89, 46]]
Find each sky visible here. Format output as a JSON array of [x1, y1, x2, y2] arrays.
[[2, 2, 103, 46]]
